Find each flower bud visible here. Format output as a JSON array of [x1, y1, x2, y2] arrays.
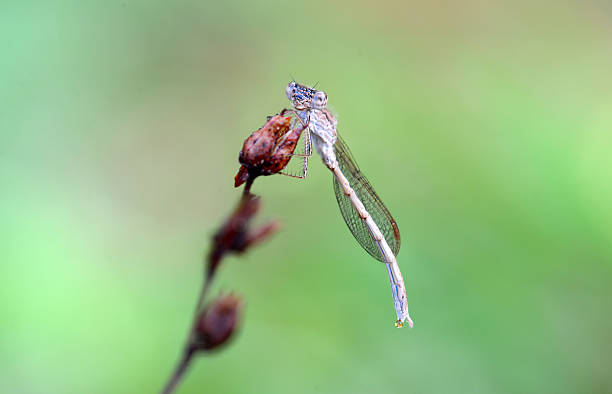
[[207, 195, 279, 278], [194, 295, 242, 351], [234, 110, 306, 187]]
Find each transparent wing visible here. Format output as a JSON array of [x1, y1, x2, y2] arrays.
[[333, 135, 401, 261], [279, 152, 309, 179], [279, 116, 312, 179]]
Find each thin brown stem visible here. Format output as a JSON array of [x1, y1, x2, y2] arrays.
[[161, 347, 195, 394], [243, 177, 254, 196], [161, 273, 214, 394], [187, 276, 213, 342]]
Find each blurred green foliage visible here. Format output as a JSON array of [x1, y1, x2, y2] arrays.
[[1, 1, 611, 393]]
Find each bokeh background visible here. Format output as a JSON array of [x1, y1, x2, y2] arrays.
[[2, 1, 611, 393]]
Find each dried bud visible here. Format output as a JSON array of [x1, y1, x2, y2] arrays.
[[234, 109, 306, 187], [207, 194, 280, 277], [239, 114, 291, 169], [194, 294, 242, 351]]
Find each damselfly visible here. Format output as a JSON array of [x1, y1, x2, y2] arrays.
[[285, 81, 413, 328]]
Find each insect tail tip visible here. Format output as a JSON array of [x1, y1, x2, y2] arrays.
[[395, 316, 414, 329]]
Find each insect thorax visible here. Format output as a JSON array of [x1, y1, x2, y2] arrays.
[[308, 109, 338, 169]]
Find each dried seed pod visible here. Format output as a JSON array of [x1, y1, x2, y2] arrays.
[[194, 294, 242, 351], [234, 110, 306, 187], [264, 123, 304, 174], [207, 194, 279, 277], [239, 114, 292, 167]]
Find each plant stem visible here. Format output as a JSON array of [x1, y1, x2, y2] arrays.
[[161, 347, 195, 394], [243, 177, 254, 196], [161, 275, 213, 394]]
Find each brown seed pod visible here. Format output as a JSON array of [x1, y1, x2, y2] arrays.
[[194, 294, 242, 351], [234, 110, 306, 187]]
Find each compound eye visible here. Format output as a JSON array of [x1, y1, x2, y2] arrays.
[[285, 82, 297, 100], [313, 91, 328, 108]]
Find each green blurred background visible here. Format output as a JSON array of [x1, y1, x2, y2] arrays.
[[2, 1, 611, 393]]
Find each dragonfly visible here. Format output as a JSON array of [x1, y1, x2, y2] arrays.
[[284, 81, 413, 328]]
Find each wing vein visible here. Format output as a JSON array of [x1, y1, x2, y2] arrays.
[[333, 135, 401, 261]]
